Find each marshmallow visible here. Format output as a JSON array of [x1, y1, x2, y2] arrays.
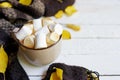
[[46, 33, 55, 46], [33, 18, 42, 32], [54, 24, 63, 35], [23, 35, 35, 48], [50, 32, 60, 42], [15, 24, 33, 41], [35, 26, 50, 36], [48, 24, 56, 32], [42, 26, 50, 34], [42, 18, 55, 27], [24, 23, 34, 30], [35, 31, 47, 49]]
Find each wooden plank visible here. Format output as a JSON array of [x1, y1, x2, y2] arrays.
[[49, 22, 120, 39], [100, 76, 120, 80], [62, 39, 120, 55], [63, 25, 120, 38], [18, 53, 120, 75], [63, 54, 120, 75], [52, 0, 120, 25]]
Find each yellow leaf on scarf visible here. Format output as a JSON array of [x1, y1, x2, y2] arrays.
[[56, 68, 63, 80], [50, 72, 60, 80], [19, 0, 32, 6], [0, 2, 12, 8], [55, 10, 64, 19], [0, 45, 8, 73], [50, 68, 63, 80], [62, 30, 71, 39]]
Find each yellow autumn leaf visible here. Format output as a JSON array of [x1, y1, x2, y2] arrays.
[[62, 29, 71, 39], [50, 68, 63, 80], [19, 0, 32, 6], [50, 72, 59, 80], [56, 68, 63, 80], [66, 24, 80, 31], [0, 45, 8, 73], [65, 6, 77, 16], [0, 2, 12, 8], [55, 10, 64, 19]]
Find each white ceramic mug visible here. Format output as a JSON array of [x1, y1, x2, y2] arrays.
[[17, 36, 62, 66]]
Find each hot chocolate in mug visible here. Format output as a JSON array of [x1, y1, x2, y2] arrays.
[[17, 36, 62, 66]]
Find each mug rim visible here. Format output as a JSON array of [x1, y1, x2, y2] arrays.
[[14, 34, 62, 50]]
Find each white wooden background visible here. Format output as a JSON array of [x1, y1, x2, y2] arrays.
[[18, 0, 120, 80]]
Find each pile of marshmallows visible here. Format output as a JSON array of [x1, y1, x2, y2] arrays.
[[14, 17, 63, 49]]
